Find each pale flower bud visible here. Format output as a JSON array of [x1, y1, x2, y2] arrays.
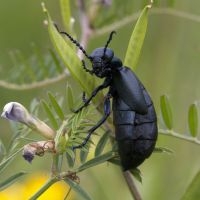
[[1, 102, 29, 123], [1, 102, 56, 139]]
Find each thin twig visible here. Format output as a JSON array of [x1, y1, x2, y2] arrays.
[[123, 171, 142, 200], [94, 11, 141, 37], [152, 7, 200, 23], [29, 177, 58, 200], [76, 0, 93, 59], [0, 72, 68, 90], [159, 128, 200, 145]]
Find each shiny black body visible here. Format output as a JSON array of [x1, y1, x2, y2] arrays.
[[112, 67, 157, 170], [56, 27, 158, 171]]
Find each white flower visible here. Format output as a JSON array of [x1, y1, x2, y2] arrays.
[[1, 102, 29, 123], [1, 102, 56, 139]]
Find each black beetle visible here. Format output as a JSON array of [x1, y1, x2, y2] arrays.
[[55, 26, 158, 171]]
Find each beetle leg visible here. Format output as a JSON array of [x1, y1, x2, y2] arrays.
[[73, 86, 103, 113], [73, 92, 112, 149], [73, 77, 111, 113]]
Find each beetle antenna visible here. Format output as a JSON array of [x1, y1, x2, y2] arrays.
[[103, 31, 116, 56], [54, 23, 91, 60]]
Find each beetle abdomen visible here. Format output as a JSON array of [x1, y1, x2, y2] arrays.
[[112, 88, 157, 170], [114, 121, 157, 171], [117, 138, 156, 171]]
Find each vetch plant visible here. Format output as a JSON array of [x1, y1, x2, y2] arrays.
[[1, 0, 200, 200], [0, 93, 121, 199]]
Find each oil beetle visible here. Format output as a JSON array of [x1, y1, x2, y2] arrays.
[[55, 25, 158, 171]]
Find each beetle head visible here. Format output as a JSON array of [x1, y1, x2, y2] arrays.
[[89, 47, 114, 78], [54, 25, 118, 77]]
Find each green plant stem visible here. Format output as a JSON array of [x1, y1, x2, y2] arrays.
[[123, 171, 142, 200], [76, 0, 92, 59], [159, 128, 200, 145], [0, 147, 23, 169], [51, 154, 59, 176], [29, 177, 58, 200], [29, 154, 62, 200]]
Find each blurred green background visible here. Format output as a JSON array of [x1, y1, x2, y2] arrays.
[[1, 0, 200, 199]]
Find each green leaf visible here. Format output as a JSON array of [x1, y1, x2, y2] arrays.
[[0, 171, 26, 191], [153, 0, 159, 6], [41, 100, 59, 130], [59, 0, 71, 32], [95, 131, 110, 157], [124, 4, 151, 70], [66, 150, 75, 168], [0, 148, 22, 174], [188, 103, 198, 137], [66, 84, 74, 110], [0, 157, 13, 174], [71, 108, 88, 133], [77, 151, 114, 172], [160, 95, 173, 130], [77, 122, 95, 128], [42, 3, 94, 95], [108, 157, 121, 166], [80, 148, 89, 164], [55, 133, 67, 154], [168, 0, 175, 7], [49, 49, 63, 73], [71, 137, 93, 147], [48, 92, 65, 121], [0, 140, 6, 158], [64, 178, 92, 200], [66, 147, 75, 159], [129, 168, 142, 183], [112, 141, 118, 152], [153, 146, 173, 154], [181, 170, 200, 200]]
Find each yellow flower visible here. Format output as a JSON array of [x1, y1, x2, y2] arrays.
[[0, 172, 74, 200]]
